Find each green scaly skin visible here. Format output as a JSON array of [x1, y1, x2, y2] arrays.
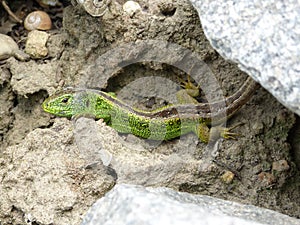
[[42, 77, 259, 143]]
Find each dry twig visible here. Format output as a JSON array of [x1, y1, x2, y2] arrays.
[[1, 0, 22, 23]]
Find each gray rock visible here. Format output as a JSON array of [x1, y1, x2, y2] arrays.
[[190, 0, 300, 116], [0, 119, 115, 224], [82, 184, 299, 225], [8, 57, 58, 95]]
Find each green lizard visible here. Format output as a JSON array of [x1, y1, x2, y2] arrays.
[[42, 77, 259, 143]]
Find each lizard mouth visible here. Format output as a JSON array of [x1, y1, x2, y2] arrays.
[[42, 96, 74, 118], [42, 99, 51, 112]]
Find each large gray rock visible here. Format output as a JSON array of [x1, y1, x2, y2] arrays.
[[81, 184, 299, 225], [0, 119, 115, 224], [190, 0, 300, 116]]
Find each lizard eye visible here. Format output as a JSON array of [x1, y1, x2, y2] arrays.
[[61, 97, 69, 103]]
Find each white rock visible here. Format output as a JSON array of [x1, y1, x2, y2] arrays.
[[190, 0, 300, 116], [123, 1, 142, 17], [82, 184, 300, 225]]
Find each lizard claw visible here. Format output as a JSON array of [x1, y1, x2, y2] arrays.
[[219, 122, 244, 140]]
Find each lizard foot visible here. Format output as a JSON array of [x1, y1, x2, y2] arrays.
[[208, 122, 244, 142], [217, 122, 244, 140], [178, 75, 200, 97], [176, 75, 201, 104]]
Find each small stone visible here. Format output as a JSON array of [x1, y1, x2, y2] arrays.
[[0, 34, 18, 60], [123, 1, 141, 17], [0, 34, 29, 61], [257, 172, 275, 186], [25, 30, 49, 59], [272, 160, 289, 172], [221, 170, 235, 184]]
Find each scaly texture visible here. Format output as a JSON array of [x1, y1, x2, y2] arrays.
[[42, 77, 259, 142]]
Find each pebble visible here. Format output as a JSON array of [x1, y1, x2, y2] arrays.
[[0, 34, 29, 61], [25, 30, 49, 58], [257, 172, 275, 186], [272, 160, 290, 172], [221, 170, 235, 184], [123, 1, 141, 17]]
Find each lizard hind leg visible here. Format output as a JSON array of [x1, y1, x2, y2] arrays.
[[210, 122, 243, 142], [195, 122, 243, 143], [226, 122, 244, 138], [194, 123, 210, 143]]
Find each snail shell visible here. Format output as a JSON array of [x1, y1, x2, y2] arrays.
[[24, 11, 52, 31], [80, 0, 111, 17]]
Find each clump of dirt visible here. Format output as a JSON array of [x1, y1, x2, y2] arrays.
[[0, 0, 299, 224]]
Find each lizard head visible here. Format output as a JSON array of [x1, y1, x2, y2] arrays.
[[42, 91, 76, 118], [42, 89, 113, 120]]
